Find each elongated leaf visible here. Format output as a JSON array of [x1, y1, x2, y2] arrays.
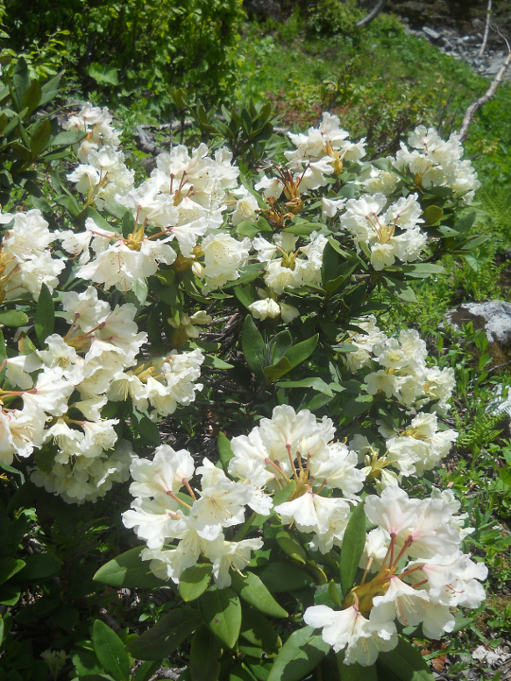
[[264, 357, 292, 383], [242, 315, 266, 377], [21, 80, 42, 117], [199, 587, 242, 649], [231, 571, 288, 618], [190, 625, 221, 681], [12, 552, 61, 582], [267, 626, 330, 681], [179, 564, 212, 602], [258, 562, 311, 593], [218, 432, 234, 472], [126, 607, 202, 660], [240, 607, 282, 651], [30, 119, 51, 157], [93, 619, 130, 681], [377, 637, 435, 680], [340, 502, 366, 595], [276, 531, 307, 564], [275, 378, 333, 396], [93, 547, 166, 589], [0, 558, 25, 585], [337, 653, 377, 681], [49, 129, 88, 147], [284, 334, 319, 369], [343, 394, 373, 418], [0, 310, 29, 327], [34, 283, 54, 344]]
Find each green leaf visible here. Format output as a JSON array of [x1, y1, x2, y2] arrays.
[[179, 564, 212, 602], [284, 335, 319, 369], [49, 129, 88, 147], [240, 607, 282, 652], [405, 263, 446, 278], [93, 619, 130, 681], [343, 394, 373, 418], [423, 205, 443, 224], [199, 587, 242, 649], [218, 432, 235, 472], [264, 357, 293, 383], [275, 378, 333, 396], [12, 552, 61, 582], [133, 662, 160, 681], [88, 62, 119, 85], [72, 650, 108, 677], [241, 315, 266, 377], [231, 571, 288, 618], [337, 654, 377, 681], [93, 547, 166, 589], [276, 531, 307, 564], [190, 625, 221, 681], [55, 193, 81, 216], [126, 607, 202, 660], [0, 310, 29, 327], [340, 502, 366, 595], [30, 119, 51, 157], [34, 284, 55, 345], [21, 79, 42, 117], [132, 411, 160, 446], [267, 626, 330, 681], [258, 562, 311, 593], [377, 637, 435, 680], [0, 558, 26, 585]]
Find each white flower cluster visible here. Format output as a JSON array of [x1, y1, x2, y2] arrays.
[[346, 316, 455, 414], [62, 123, 253, 293], [64, 103, 134, 208], [0, 209, 65, 301], [123, 445, 269, 588], [230, 405, 366, 553], [1, 286, 204, 502], [305, 485, 486, 666], [340, 193, 427, 270], [394, 125, 481, 204]]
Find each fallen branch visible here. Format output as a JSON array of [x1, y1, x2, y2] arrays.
[[458, 49, 511, 142], [356, 0, 388, 28], [478, 0, 492, 57]]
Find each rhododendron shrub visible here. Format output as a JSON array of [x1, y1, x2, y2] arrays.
[[0, 75, 486, 681]]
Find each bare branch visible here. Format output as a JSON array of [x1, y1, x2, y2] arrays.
[[356, 0, 388, 28], [478, 0, 492, 57], [458, 50, 511, 143]]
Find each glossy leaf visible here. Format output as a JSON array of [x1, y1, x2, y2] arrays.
[[93, 619, 130, 681], [240, 607, 282, 651], [30, 119, 51, 157], [267, 626, 330, 681], [126, 607, 202, 660], [258, 562, 311, 593], [284, 334, 319, 369], [340, 502, 366, 595], [337, 653, 377, 681], [190, 625, 221, 681], [218, 432, 235, 472], [93, 546, 166, 589], [231, 571, 288, 618], [0, 310, 29, 327], [34, 283, 54, 345], [241, 315, 266, 377], [276, 531, 307, 564], [199, 587, 242, 649], [179, 564, 212, 602], [377, 637, 435, 681]]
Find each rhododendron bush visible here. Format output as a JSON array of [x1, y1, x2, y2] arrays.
[[0, 61, 487, 681]]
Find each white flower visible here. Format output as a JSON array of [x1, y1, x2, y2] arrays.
[[304, 604, 397, 666], [202, 233, 251, 291]]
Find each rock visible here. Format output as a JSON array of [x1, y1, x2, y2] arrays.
[[485, 53, 507, 75], [445, 301, 511, 364], [423, 26, 441, 40]]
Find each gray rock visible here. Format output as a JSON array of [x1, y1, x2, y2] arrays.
[[423, 26, 441, 40], [485, 54, 507, 75], [445, 301, 511, 348]]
